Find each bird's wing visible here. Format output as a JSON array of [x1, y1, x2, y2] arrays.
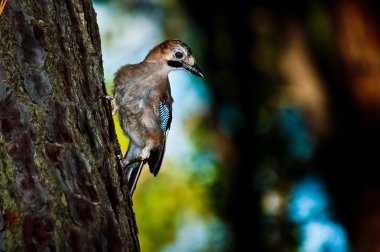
[[148, 100, 172, 176], [158, 100, 172, 132]]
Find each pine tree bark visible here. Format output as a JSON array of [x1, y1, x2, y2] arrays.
[[0, 0, 140, 251]]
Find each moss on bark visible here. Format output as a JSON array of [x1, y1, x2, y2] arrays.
[[0, 0, 140, 251]]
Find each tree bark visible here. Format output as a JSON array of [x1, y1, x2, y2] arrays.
[[0, 0, 140, 251]]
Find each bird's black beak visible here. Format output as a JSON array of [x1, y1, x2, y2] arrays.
[[184, 63, 204, 78]]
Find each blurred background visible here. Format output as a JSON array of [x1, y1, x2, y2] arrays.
[[94, 0, 380, 251]]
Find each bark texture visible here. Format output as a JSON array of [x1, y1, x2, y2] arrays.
[[0, 0, 140, 251]]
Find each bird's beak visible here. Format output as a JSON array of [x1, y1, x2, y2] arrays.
[[184, 63, 204, 78]]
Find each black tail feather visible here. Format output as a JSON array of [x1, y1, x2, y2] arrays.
[[125, 142, 144, 195], [124, 134, 168, 194], [126, 161, 144, 195]]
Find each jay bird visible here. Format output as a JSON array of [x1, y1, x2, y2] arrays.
[[112, 39, 204, 195]]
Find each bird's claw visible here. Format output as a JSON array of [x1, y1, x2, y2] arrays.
[[104, 95, 114, 100], [117, 154, 126, 168], [104, 95, 118, 115]]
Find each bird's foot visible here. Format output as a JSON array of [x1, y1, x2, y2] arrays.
[[117, 154, 125, 167], [119, 146, 151, 167], [104, 95, 118, 115], [104, 95, 114, 100], [122, 156, 144, 167], [121, 148, 151, 167]]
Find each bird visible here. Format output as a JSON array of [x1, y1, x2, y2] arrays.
[[112, 39, 204, 195]]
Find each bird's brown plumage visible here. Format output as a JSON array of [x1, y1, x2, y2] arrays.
[[113, 39, 203, 195]]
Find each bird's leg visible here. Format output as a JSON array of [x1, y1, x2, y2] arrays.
[[121, 156, 143, 167], [104, 95, 118, 115], [121, 145, 152, 167]]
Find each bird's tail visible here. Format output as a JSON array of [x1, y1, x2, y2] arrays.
[[126, 161, 144, 195], [125, 143, 144, 195]]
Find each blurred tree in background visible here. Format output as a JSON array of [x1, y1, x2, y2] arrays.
[[96, 0, 380, 251], [182, 0, 380, 251]]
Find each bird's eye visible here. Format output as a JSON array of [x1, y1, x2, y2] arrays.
[[175, 51, 184, 59]]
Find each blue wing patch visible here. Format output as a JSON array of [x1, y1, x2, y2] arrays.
[[158, 100, 170, 132]]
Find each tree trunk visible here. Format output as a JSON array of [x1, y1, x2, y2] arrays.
[[0, 0, 140, 251]]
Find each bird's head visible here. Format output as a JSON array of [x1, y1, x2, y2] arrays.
[[145, 39, 204, 78]]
